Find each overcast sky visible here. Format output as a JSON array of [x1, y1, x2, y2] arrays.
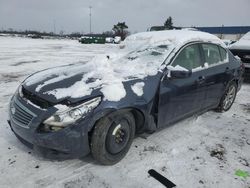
[[0, 0, 249, 34]]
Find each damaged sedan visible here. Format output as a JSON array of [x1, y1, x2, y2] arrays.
[[8, 30, 243, 165]]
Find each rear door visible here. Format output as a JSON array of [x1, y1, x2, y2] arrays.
[[158, 43, 206, 128], [200, 44, 231, 108]]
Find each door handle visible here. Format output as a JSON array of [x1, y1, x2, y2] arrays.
[[196, 76, 206, 85], [225, 67, 230, 73]]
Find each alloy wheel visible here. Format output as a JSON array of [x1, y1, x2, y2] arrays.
[[222, 84, 236, 110]]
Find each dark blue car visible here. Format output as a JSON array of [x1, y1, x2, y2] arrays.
[[8, 30, 244, 165]]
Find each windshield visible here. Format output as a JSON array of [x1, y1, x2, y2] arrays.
[[122, 44, 172, 68]]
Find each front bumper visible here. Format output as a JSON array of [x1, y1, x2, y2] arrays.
[[8, 94, 91, 157]]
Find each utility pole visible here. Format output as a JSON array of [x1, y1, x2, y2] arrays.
[[221, 24, 224, 39], [89, 6, 92, 34], [53, 20, 56, 34]]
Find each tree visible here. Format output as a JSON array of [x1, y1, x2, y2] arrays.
[[102, 30, 114, 37], [164, 17, 173, 30], [112, 22, 129, 40], [59, 30, 64, 36]]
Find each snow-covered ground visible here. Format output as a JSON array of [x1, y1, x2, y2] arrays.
[[0, 36, 249, 188]]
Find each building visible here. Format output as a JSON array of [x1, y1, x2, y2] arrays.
[[149, 26, 181, 31], [195, 26, 250, 41], [149, 25, 250, 41]]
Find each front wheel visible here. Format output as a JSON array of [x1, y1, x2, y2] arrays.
[[90, 111, 135, 165], [216, 82, 237, 112]]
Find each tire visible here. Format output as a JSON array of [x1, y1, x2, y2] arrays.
[[216, 82, 237, 112], [90, 111, 135, 165]]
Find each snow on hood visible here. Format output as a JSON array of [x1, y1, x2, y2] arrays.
[[131, 82, 145, 97], [230, 32, 250, 50], [24, 30, 224, 102]]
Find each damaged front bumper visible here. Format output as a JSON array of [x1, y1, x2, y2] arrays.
[[8, 94, 92, 157]]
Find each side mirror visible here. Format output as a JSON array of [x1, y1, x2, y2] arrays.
[[170, 70, 192, 79]]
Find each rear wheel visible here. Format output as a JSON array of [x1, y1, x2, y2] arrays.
[[90, 111, 135, 165], [216, 82, 237, 112]]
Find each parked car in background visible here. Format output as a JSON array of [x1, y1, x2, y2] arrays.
[[230, 32, 250, 82], [182, 28, 199, 31], [105, 37, 114, 43], [8, 30, 243, 165], [222, 39, 236, 47], [114, 36, 121, 44], [79, 36, 106, 44], [27, 34, 42, 39]]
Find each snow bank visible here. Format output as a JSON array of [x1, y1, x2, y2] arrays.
[[24, 30, 224, 101]]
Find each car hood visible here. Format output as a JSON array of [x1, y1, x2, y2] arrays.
[[230, 39, 250, 51], [22, 52, 164, 104], [22, 65, 103, 104], [230, 32, 250, 50]]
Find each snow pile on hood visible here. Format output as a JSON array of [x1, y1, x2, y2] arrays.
[[24, 30, 224, 102], [230, 32, 250, 50]]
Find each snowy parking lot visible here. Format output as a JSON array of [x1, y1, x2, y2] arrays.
[[0, 36, 249, 188]]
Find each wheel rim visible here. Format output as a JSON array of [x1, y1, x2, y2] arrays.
[[106, 119, 130, 154], [222, 85, 236, 110]]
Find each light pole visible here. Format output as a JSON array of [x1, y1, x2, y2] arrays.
[[89, 6, 92, 34], [53, 20, 56, 34]]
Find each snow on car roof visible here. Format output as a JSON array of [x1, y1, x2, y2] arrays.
[[125, 30, 225, 48], [25, 30, 224, 102], [230, 32, 250, 50]]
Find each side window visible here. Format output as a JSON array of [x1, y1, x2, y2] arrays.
[[219, 47, 228, 62], [202, 44, 221, 65], [172, 44, 202, 70]]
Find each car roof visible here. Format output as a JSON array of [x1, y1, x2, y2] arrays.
[[125, 30, 225, 48]]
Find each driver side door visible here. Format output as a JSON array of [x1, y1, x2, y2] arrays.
[[158, 43, 206, 128]]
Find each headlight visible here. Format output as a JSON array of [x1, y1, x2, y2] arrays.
[[17, 85, 23, 97], [43, 97, 101, 129]]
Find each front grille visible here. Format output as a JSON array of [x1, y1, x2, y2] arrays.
[[11, 99, 36, 128]]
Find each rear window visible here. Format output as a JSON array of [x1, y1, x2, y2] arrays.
[[219, 47, 228, 62], [202, 44, 221, 65]]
